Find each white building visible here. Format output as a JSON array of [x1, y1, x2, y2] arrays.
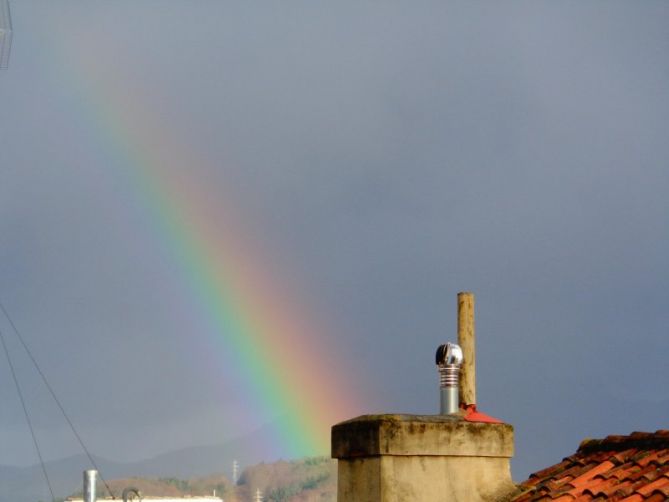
[[67, 498, 223, 502]]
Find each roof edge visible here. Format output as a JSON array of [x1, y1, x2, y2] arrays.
[[578, 430, 669, 454]]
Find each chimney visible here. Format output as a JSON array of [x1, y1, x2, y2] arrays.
[[332, 292, 516, 502]]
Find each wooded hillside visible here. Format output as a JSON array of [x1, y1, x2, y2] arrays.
[[69, 457, 336, 502]]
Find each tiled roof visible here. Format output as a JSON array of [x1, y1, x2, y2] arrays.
[[514, 430, 669, 501]]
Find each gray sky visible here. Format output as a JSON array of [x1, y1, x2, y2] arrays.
[[1, 0, 669, 481]]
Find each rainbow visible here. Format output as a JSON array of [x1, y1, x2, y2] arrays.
[[47, 24, 361, 458]]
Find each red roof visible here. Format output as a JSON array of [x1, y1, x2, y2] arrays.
[[514, 430, 669, 501]]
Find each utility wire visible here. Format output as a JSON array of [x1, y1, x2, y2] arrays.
[[0, 326, 56, 502], [0, 301, 116, 499]]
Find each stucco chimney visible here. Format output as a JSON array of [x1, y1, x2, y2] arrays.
[[331, 293, 517, 502]]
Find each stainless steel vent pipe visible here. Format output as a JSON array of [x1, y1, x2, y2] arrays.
[[436, 343, 463, 415], [84, 470, 98, 502]]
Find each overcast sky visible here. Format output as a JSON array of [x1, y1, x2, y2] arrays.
[[1, 0, 668, 482]]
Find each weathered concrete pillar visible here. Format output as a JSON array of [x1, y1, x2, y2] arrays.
[[332, 414, 516, 502]]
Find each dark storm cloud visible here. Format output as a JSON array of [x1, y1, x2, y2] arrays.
[[1, 0, 668, 477]]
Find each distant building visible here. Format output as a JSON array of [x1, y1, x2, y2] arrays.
[[67, 498, 223, 502]]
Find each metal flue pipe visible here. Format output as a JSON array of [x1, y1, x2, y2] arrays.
[[84, 470, 98, 502]]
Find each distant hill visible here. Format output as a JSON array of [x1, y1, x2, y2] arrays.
[[0, 454, 127, 502], [235, 457, 336, 502], [121, 418, 308, 479], [0, 419, 332, 502], [67, 457, 336, 502], [69, 472, 233, 500]]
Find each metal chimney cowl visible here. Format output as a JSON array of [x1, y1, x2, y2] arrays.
[[436, 342, 463, 415]]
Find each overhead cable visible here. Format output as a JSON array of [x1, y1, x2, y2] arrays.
[[0, 301, 116, 499]]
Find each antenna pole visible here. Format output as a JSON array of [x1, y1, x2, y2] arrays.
[[457, 292, 476, 406]]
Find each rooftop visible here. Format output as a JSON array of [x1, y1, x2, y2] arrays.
[[514, 430, 669, 501]]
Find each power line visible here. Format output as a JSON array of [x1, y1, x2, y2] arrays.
[[0, 301, 116, 499], [0, 325, 56, 502]]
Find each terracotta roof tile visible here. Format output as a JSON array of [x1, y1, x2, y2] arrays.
[[619, 495, 644, 502], [529, 460, 574, 481], [611, 449, 638, 464], [581, 477, 619, 496], [611, 482, 635, 498], [570, 460, 616, 484], [514, 430, 669, 501], [635, 476, 669, 496]]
